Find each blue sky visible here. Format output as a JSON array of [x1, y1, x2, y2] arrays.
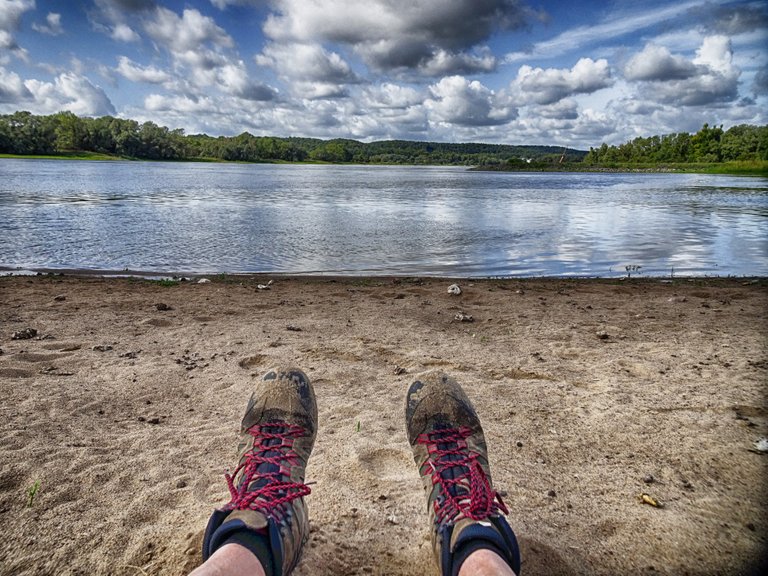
[[1, 0, 766, 148]]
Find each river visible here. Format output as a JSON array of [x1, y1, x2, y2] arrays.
[[1, 160, 766, 277]]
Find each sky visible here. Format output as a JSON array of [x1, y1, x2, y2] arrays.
[[0, 0, 766, 149]]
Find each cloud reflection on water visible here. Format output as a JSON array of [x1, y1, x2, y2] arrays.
[[1, 161, 766, 277]]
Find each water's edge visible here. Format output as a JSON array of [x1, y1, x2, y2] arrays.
[[3, 265, 765, 282]]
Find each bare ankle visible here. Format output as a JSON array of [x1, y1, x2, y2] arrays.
[[458, 548, 517, 576]]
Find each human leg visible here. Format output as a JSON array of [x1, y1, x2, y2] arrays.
[[460, 549, 517, 576], [189, 543, 266, 576], [405, 373, 521, 576], [193, 367, 317, 576]]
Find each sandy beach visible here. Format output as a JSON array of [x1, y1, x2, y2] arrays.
[[0, 274, 766, 576]]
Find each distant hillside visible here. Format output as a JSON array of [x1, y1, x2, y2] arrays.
[[0, 111, 585, 166]]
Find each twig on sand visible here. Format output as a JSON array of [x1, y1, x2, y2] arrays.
[[123, 563, 152, 576]]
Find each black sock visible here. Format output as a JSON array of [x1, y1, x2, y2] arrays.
[[221, 529, 275, 576]]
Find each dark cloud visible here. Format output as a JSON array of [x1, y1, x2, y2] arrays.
[[361, 39, 434, 71], [264, 0, 543, 75], [640, 74, 738, 106], [754, 65, 768, 95], [398, 0, 533, 51], [0, 0, 35, 50], [235, 82, 278, 101], [692, 3, 768, 35], [90, 0, 156, 41], [210, 0, 263, 9], [98, 0, 156, 12]]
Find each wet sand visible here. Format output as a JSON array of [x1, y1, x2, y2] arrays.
[[0, 274, 766, 575]]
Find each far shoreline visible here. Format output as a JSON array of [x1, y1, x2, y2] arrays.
[[2, 153, 766, 176]]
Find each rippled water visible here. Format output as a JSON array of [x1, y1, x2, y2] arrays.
[[1, 160, 767, 277]]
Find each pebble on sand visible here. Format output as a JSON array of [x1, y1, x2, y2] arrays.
[[752, 438, 768, 453], [11, 328, 37, 340]]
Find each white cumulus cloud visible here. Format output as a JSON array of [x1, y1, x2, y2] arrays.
[[32, 13, 64, 36], [624, 44, 697, 81], [144, 7, 233, 52], [426, 75, 516, 127], [23, 72, 116, 116], [363, 83, 424, 110], [256, 42, 357, 99], [257, 42, 356, 84], [145, 92, 217, 113], [0, 65, 32, 103], [116, 56, 171, 84], [625, 36, 740, 107], [111, 23, 140, 42], [217, 61, 278, 101], [513, 58, 614, 105]]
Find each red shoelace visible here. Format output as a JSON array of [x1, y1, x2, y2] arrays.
[[224, 422, 311, 519], [417, 426, 508, 523]]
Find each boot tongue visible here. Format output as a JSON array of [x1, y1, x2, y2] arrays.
[[224, 509, 270, 533], [248, 427, 285, 490], [434, 425, 471, 499]]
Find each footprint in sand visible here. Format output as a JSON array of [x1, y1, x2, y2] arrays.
[[0, 466, 24, 491], [41, 342, 82, 352], [13, 352, 71, 363], [356, 447, 412, 481], [0, 367, 34, 378], [142, 318, 173, 327], [238, 354, 267, 369]]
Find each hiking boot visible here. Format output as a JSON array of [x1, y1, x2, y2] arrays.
[[405, 372, 521, 576], [202, 367, 318, 576]]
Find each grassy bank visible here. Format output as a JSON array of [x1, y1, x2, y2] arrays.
[[696, 160, 768, 176], [0, 152, 236, 163], [0, 151, 124, 161], [473, 160, 768, 176]]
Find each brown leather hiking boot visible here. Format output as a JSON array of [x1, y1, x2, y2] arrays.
[[202, 367, 317, 576], [405, 372, 521, 576]]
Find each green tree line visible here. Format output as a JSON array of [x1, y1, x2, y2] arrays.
[[2, 111, 764, 167], [584, 124, 768, 164], [0, 110, 581, 165]]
